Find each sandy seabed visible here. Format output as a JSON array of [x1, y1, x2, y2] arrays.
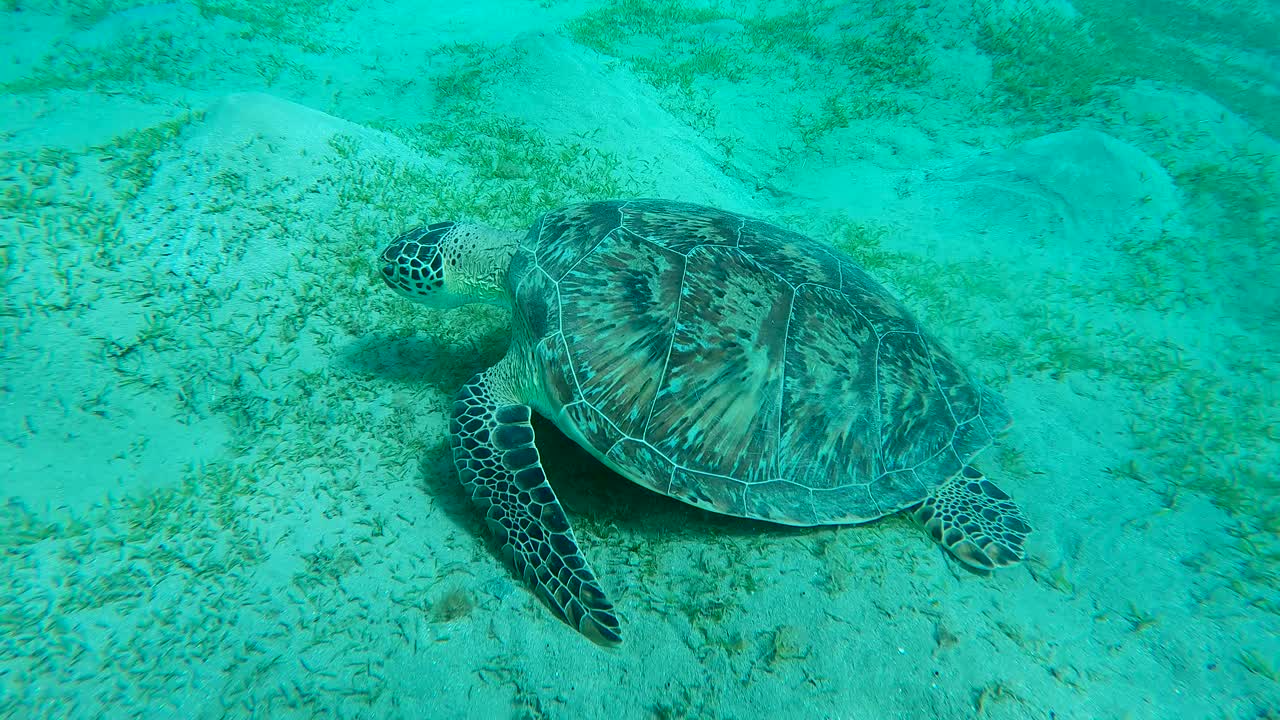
[[1, 1, 1277, 718]]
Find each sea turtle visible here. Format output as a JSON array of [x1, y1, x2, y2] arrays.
[[379, 199, 1031, 646]]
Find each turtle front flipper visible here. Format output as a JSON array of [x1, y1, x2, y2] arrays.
[[911, 466, 1032, 570], [450, 370, 621, 646]]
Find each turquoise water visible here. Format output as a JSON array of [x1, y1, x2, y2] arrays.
[[1, 1, 1277, 718]]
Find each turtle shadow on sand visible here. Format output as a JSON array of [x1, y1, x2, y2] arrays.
[[337, 330, 504, 526], [343, 325, 508, 392]]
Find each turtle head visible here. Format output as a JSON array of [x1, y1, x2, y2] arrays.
[[379, 222, 518, 308]]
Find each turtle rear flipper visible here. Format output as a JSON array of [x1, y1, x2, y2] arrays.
[[911, 466, 1031, 570], [451, 368, 622, 646]]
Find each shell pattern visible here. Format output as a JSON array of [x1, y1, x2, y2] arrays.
[[506, 200, 1010, 525]]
